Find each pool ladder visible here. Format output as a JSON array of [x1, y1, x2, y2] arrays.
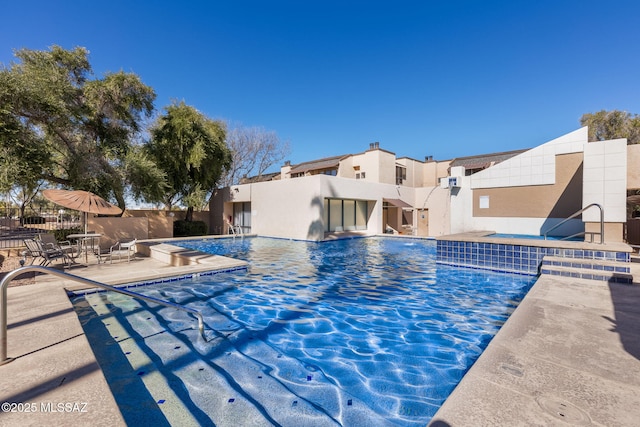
[[543, 203, 604, 243], [230, 225, 244, 237], [0, 266, 206, 365]]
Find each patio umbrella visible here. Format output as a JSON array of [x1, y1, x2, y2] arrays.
[[42, 189, 122, 233]]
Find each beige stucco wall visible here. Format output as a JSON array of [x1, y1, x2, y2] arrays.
[[210, 188, 228, 234], [250, 177, 325, 239], [628, 144, 640, 189], [421, 160, 450, 187], [355, 150, 382, 183], [472, 152, 583, 218], [397, 157, 425, 188], [211, 174, 421, 241], [379, 150, 397, 185], [338, 155, 355, 179], [124, 210, 176, 239], [413, 186, 451, 236], [585, 222, 624, 243], [89, 216, 148, 247]]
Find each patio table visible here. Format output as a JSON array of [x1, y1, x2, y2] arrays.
[[67, 233, 102, 263]]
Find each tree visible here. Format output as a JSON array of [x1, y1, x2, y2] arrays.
[[146, 101, 232, 221], [0, 45, 161, 210], [8, 182, 44, 225], [220, 124, 290, 187], [580, 110, 640, 144]]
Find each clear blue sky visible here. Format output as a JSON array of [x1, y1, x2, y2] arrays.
[[2, 0, 640, 167]]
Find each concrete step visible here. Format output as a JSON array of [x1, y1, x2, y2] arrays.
[[541, 256, 630, 273], [541, 256, 633, 284]]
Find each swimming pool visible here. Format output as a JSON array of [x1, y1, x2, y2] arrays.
[[71, 237, 536, 426]]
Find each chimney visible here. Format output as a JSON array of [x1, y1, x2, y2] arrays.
[[369, 143, 374, 150], [284, 160, 291, 166], [374, 142, 380, 149]]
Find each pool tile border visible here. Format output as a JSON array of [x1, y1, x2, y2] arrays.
[[436, 240, 630, 275]]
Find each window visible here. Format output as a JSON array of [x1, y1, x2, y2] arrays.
[[328, 199, 342, 231], [479, 196, 490, 209], [356, 172, 365, 179], [324, 198, 369, 232], [396, 166, 407, 185], [233, 202, 251, 233]]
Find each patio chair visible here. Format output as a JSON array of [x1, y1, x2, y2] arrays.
[[94, 239, 137, 264], [23, 238, 72, 268], [37, 233, 77, 259]]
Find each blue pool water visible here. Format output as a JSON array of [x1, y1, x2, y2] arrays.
[[72, 237, 536, 426]]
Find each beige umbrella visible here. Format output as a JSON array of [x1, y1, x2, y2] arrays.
[[42, 189, 122, 233]]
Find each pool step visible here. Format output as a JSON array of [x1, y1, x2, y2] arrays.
[[541, 255, 633, 284]]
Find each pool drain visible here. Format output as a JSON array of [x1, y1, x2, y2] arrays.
[[536, 396, 591, 425]]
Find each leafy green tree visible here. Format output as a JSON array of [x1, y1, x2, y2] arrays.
[[580, 110, 640, 144], [0, 45, 162, 209], [147, 101, 232, 221]]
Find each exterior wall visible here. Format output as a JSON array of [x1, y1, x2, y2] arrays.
[[421, 160, 450, 187], [413, 185, 451, 236], [337, 155, 355, 179], [249, 177, 324, 240], [449, 169, 474, 234], [585, 222, 624, 243], [446, 128, 627, 241], [472, 153, 583, 219], [125, 209, 209, 238], [379, 150, 397, 185], [354, 150, 382, 183], [470, 127, 587, 189], [209, 188, 228, 234], [89, 216, 148, 247], [280, 164, 292, 179], [628, 144, 640, 189], [452, 129, 590, 236], [123, 210, 174, 239], [348, 148, 397, 185], [211, 175, 418, 241], [397, 158, 425, 188], [583, 138, 627, 224]]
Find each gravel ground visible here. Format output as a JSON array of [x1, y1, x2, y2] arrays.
[[0, 254, 35, 287]]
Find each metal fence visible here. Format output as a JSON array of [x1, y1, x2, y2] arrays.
[[0, 216, 82, 249]]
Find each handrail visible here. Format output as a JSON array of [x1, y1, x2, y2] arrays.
[[1, 266, 206, 365], [544, 203, 604, 243], [230, 224, 243, 237]]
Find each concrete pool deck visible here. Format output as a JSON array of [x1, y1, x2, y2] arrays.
[[1, 244, 639, 425], [429, 268, 640, 426]]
